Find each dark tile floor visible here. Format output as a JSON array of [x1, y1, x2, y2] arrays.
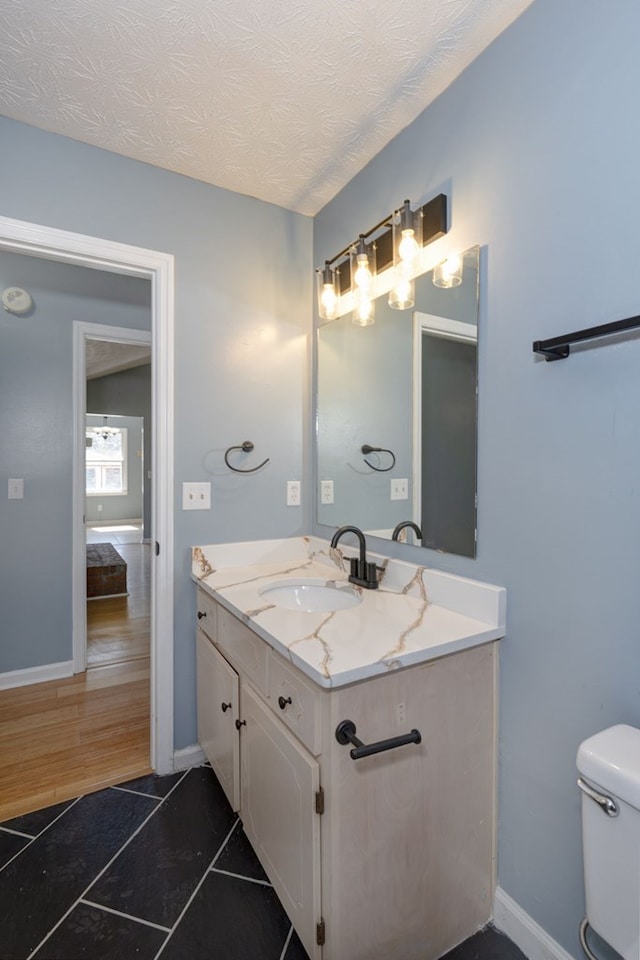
[[0, 765, 528, 960]]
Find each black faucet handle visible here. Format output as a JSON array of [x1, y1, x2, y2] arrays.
[[364, 562, 379, 586]]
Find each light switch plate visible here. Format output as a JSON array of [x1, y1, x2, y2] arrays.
[[182, 481, 211, 510]]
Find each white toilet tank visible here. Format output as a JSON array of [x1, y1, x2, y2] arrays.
[[577, 724, 640, 960]]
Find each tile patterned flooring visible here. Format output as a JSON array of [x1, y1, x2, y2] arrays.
[[0, 764, 528, 960]]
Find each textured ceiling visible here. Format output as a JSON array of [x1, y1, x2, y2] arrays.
[[86, 339, 151, 380], [0, 0, 534, 215]]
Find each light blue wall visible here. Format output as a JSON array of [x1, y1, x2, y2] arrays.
[[0, 251, 150, 673], [87, 364, 152, 535], [0, 119, 312, 740], [315, 0, 640, 954]]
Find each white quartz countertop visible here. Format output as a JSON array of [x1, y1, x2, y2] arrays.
[[192, 536, 506, 689]]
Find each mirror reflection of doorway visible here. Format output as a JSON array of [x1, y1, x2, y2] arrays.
[[413, 312, 478, 558]]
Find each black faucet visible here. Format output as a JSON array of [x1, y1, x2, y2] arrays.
[[330, 525, 379, 590], [392, 521, 423, 543]]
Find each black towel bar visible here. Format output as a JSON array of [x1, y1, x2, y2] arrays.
[[335, 719, 422, 760], [533, 314, 640, 361]]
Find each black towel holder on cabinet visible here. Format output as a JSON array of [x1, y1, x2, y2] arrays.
[[224, 441, 270, 473]]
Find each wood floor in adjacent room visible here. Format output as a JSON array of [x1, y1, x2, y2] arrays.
[[0, 532, 152, 822]]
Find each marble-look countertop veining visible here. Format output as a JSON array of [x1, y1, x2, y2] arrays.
[[192, 536, 506, 689]]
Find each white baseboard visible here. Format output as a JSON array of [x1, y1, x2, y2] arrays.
[[86, 518, 143, 527], [0, 660, 74, 690], [494, 887, 576, 960], [173, 744, 206, 771]]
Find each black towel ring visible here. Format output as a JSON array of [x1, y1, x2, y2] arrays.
[[361, 444, 396, 472], [224, 441, 270, 474]]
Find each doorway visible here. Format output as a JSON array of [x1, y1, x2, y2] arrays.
[[412, 311, 478, 557], [0, 214, 174, 781], [74, 325, 152, 675]]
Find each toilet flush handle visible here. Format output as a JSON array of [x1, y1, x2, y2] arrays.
[[577, 777, 619, 817]]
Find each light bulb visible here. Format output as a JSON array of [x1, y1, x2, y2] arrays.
[[317, 261, 338, 320], [389, 275, 414, 310], [354, 254, 372, 294], [433, 254, 463, 288], [398, 228, 420, 265]]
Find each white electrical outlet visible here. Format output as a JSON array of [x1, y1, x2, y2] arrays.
[[182, 481, 211, 510], [390, 478, 409, 501], [287, 480, 301, 506], [320, 479, 334, 504]]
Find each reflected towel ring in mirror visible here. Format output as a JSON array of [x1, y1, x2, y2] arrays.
[[224, 441, 270, 473], [361, 444, 396, 472]]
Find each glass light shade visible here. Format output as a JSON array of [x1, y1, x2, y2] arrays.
[[352, 292, 375, 326], [389, 200, 421, 310], [388, 274, 415, 310], [393, 200, 422, 270], [351, 236, 376, 326], [317, 261, 338, 320], [433, 254, 463, 288]]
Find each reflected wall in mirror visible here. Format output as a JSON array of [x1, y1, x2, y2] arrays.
[[316, 244, 479, 557]]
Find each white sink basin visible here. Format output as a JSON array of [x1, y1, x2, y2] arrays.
[[259, 578, 361, 613]]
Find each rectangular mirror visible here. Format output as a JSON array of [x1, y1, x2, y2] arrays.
[[316, 244, 479, 557]]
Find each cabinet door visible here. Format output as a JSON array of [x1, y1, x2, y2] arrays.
[[240, 683, 322, 960], [196, 628, 240, 811]]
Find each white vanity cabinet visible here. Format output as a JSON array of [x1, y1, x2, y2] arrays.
[[196, 586, 497, 960]]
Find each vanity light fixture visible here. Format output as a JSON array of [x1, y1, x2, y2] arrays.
[[315, 193, 448, 322], [433, 254, 463, 288], [351, 235, 376, 326], [389, 199, 423, 311]]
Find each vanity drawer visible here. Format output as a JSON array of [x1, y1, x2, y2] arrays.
[[196, 588, 218, 641], [216, 604, 269, 696], [269, 652, 322, 755]]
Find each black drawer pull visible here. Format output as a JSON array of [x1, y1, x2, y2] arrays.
[[197, 610, 206, 620], [335, 719, 422, 760], [221, 702, 232, 713], [235, 719, 246, 731], [278, 696, 292, 710]]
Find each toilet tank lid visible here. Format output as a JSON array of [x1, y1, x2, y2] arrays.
[[577, 724, 640, 810]]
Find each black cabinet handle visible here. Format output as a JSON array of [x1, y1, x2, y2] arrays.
[[221, 702, 232, 713], [197, 610, 206, 620], [335, 719, 422, 760], [235, 719, 246, 731], [278, 696, 292, 710]]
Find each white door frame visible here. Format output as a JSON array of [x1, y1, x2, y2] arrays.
[[0, 215, 174, 775], [74, 322, 152, 672]]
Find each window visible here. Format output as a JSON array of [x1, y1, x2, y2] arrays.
[[86, 426, 128, 495]]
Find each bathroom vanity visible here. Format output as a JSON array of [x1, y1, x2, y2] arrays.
[[192, 537, 506, 960]]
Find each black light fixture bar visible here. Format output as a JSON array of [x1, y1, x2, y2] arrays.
[[326, 193, 447, 295], [532, 313, 640, 361]]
